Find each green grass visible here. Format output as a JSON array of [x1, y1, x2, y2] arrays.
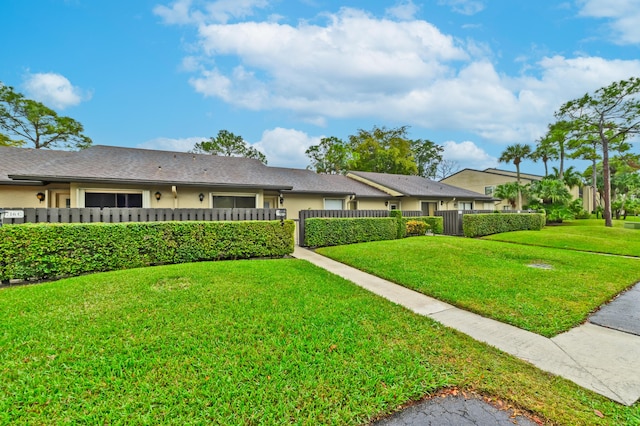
[[1, 259, 639, 425], [317, 237, 640, 337], [482, 219, 640, 257]]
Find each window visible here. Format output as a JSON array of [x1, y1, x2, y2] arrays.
[[485, 186, 494, 196], [85, 192, 142, 208], [324, 198, 344, 210], [459, 201, 473, 210], [213, 195, 256, 208]]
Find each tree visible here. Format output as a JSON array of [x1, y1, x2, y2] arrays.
[[498, 143, 532, 210], [530, 141, 558, 177], [435, 159, 460, 180], [305, 136, 350, 174], [557, 77, 640, 227], [537, 121, 572, 180], [192, 130, 267, 164], [0, 133, 23, 147], [550, 165, 583, 189], [527, 178, 573, 223], [411, 138, 443, 178], [348, 126, 418, 175], [0, 84, 92, 150], [493, 182, 520, 209], [568, 130, 601, 214]]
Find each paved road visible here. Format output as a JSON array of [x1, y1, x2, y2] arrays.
[[589, 282, 640, 336], [373, 395, 538, 426]]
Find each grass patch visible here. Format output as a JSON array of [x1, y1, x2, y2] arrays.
[[1, 259, 638, 424], [317, 237, 640, 337], [482, 219, 640, 257]]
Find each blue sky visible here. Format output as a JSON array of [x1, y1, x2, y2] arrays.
[[2, 0, 639, 176]]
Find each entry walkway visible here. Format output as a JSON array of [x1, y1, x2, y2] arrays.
[[292, 247, 640, 406]]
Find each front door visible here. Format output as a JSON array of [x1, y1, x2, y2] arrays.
[[56, 193, 71, 208]]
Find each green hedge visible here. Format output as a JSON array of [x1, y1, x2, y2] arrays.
[[462, 213, 545, 237], [402, 216, 444, 235], [0, 220, 295, 282], [304, 217, 398, 247]]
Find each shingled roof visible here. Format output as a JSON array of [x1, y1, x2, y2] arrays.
[[347, 171, 495, 200], [3, 145, 292, 190], [268, 167, 389, 197], [0, 146, 388, 197]]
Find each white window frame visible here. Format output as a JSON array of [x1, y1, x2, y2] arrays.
[[324, 198, 344, 210]]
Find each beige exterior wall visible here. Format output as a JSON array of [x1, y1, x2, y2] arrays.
[[443, 169, 593, 212], [0, 184, 71, 208]]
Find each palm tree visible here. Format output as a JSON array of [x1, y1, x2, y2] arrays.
[[499, 143, 532, 209], [530, 143, 558, 177], [494, 182, 520, 209]]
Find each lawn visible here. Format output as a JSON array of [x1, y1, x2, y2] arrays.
[[1, 260, 639, 425], [482, 219, 640, 257], [316, 237, 640, 337]]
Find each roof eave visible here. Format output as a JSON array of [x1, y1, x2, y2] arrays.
[[7, 175, 293, 191]]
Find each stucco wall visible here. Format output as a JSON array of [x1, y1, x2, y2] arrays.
[[0, 184, 70, 208]]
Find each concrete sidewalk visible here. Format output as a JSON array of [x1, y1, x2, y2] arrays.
[[292, 247, 640, 406]]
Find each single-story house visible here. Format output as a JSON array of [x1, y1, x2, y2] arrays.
[[441, 168, 594, 212], [0, 145, 497, 218]]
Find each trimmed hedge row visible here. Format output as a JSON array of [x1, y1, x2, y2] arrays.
[[462, 213, 545, 237], [0, 220, 295, 282], [304, 214, 443, 247], [304, 217, 398, 247]]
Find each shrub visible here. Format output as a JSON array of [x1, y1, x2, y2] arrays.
[[402, 216, 443, 235], [304, 217, 398, 247], [406, 220, 428, 236], [389, 210, 404, 238], [463, 213, 545, 237], [0, 220, 295, 282]]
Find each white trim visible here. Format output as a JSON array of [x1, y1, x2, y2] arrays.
[[323, 198, 344, 210]]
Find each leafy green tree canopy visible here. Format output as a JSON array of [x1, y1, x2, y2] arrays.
[[493, 181, 520, 209], [556, 76, 640, 226], [192, 130, 267, 164], [0, 84, 92, 150], [305, 136, 350, 174], [305, 125, 443, 177]]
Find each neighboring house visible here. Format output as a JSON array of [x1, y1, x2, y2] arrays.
[[0, 145, 495, 218], [441, 168, 594, 212], [347, 171, 497, 214]]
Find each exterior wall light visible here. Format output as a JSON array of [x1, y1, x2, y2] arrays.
[[384, 200, 389, 207], [199, 193, 205, 202], [36, 192, 46, 203], [155, 191, 162, 201], [279, 194, 284, 205]]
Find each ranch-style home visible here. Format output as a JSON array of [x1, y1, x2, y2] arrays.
[[0, 145, 496, 218], [441, 168, 595, 212]]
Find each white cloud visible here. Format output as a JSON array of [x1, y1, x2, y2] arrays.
[[154, 0, 268, 24], [385, 0, 420, 21], [165, 3, 640, 148], [252, 128, 321, 168], [138, 136, 205, 152], [438, 0, 486, 15], [22, 72, 89, 109], [204, 0, 269, 23], [154, 0, 198, 24], [443, 140, 497, 170], [577, 0, 640, 44]]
